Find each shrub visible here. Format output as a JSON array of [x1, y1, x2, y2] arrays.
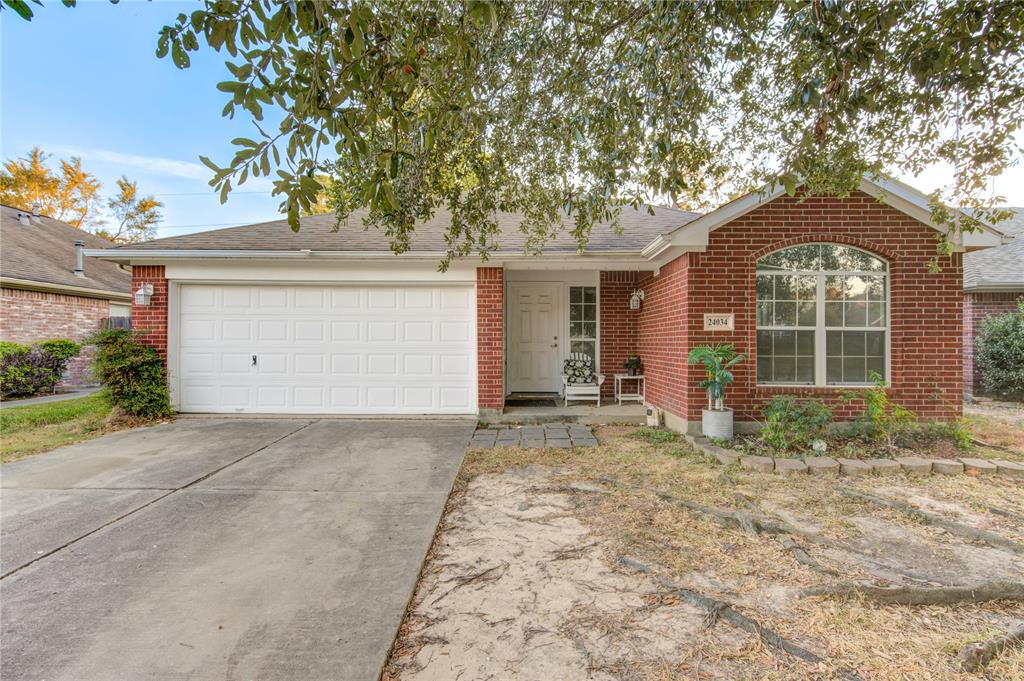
[[89, 328, 172, 419], [841, 372, 916, 449], [0, 339, 81, 398], [975, 298, 1024, 400], [759, 395, 832, 452]]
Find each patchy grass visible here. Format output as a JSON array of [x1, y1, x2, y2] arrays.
[[390, 426, 1024, 681], [0, 393, 113, 463], [629, 426, 681, 445], [962, 412, 1024, 461]]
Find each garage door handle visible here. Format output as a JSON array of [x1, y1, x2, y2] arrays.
[[252, 354, 257, 367]]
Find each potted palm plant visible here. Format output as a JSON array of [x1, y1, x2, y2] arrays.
[[687, 344, 746, 440]]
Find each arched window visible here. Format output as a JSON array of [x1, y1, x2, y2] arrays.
[[756, 244, 888, 386]]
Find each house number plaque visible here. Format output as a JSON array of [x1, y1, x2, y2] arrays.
[[703, 313, 734, 331]]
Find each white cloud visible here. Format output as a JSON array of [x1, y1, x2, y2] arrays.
[[49, 145, 210, 181]]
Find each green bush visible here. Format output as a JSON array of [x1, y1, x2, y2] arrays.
[[841, 372, 916, 449], [976, 298, 1024, 400], [759, 395, 832, 452], [89, 328, 172, 419], [0, 339, 81, 398]]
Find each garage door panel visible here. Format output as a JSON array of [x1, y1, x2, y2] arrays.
[[178, 284, 476, 414]]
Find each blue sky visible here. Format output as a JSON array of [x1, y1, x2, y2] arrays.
[[1, 0, 281, 237], [2, 0, 1022, 241]]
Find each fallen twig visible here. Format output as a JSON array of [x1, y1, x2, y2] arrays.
[[431, 562, 508, 605], [957, 622, 1024, 673], [836, 487, 1024, 556], [802, 580, 1024, 605], [971, 437, 1019, 455], [617, 556, 863, 681], [986, 505, 1024, 526]]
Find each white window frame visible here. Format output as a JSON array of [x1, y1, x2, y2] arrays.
[[567, 285, 599, 369], [755, 245, 890, 388]]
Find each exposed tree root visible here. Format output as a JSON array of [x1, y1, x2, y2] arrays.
[[836, 487, 1024, 556], [780, 537, 841, 577], [987, 505, 1024, 526], [957, 622, 1024, 673], [617, 556, 863, 681], [430, 562, 509, 605], [803, 580, 1024, 605]]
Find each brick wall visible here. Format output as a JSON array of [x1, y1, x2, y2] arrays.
[[131, 265, 168, 359], [598, 272, 640, 397], [637, 255, 690, 418], [477, 267, 504, 411], [639, 191, 964, 425], [964, 290, 1024, 395], [0, 286, 114, 385]]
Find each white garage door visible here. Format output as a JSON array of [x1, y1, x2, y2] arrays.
[[177, 284, 476, 414]]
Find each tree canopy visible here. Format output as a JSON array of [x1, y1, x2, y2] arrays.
[[0, 147, 162, 243], [0, 147, 102, 229], [8, 1, 1024, 267]]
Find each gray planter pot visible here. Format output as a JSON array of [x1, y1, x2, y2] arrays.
[[701, 408, 734, 440]]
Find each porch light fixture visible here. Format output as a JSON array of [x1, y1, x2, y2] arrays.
[[629, 288, 645, 310], [134, 283, 154, 306]]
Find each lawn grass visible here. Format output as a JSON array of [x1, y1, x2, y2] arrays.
[[0, 392, 113, 463]]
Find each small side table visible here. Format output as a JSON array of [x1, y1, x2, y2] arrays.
[[614, 374, 645, 405]]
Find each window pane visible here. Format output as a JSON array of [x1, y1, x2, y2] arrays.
[[757, 356, 771, 382], [794, 275, 816, 300], [583, 304, 596, 322], [826, 330, 842, 356], [758, 244, 819, 270], [582, 321, 597, 338], [774, 275, 796, 301], [826, 357, 842, 383], [569, 321, 584, 337], [570, 303, 583, 321], [844, 275, 869, 301], [756, 275, 773, 300], [798, 302, 816, 326], [825, 276, 844, 300], [570, 287, 582, 304], [797, 330, 814, 355], [845, 301, 867, 326], [774, 302, 796, 326], [866, 356, 885, 380], [774, 357, 796, 382], [757, 302, 772, 326], [843, 357, 866, 383], [774, 330, 796, 355], [757, 330, 773, 355], [844, 330, 865, 355], [570, 340, 595, 363], [868, 302, 886, 327], [865, 276, 886, 301], [797, 356, 815, 383], [583, 287, 596, 304], [866, 330, 885, 356], [825, 302, 844, 326]]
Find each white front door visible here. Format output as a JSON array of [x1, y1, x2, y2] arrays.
[[508, 282, 562, 392], [176, 283, 476, 414]]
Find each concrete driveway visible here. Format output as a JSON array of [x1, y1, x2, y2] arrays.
[[1, 417, 473, 681]]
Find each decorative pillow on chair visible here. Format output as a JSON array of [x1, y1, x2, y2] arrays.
[[563, 357, 593, 384]]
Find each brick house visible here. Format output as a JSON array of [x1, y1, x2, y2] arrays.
[[963, 207, 1024, 396], [1, 204, 133, 385], [88, 177, 1007, 431]]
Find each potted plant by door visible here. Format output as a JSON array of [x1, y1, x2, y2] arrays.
[[687, 344, 746, 440], [623, 354, 642, 376]]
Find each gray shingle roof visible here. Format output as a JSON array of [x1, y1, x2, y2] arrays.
[[1, 204, 132, 296], [964, 208, 1024, 291], [118, 204, 701, 254]]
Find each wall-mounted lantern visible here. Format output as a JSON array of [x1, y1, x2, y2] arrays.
[[629, 288, 645, 310], [134, 283, 154, 306]]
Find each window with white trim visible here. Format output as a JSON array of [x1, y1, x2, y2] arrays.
[[568, 286, 597, 365], [756, 244, 888, 386]]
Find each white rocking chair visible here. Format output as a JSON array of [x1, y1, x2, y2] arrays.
[[562, 352, 605, 407]]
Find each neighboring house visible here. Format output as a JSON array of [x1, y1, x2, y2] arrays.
[[963, 207, 1024, 397], [88, 177, 1007, 431], [1, 204, 133, 385]]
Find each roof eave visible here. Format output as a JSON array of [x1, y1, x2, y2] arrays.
[[0, 276, 131, 301]]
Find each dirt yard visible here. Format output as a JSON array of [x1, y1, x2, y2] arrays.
[[385, 423, 1024, 681]]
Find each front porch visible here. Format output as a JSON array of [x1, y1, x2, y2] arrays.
[[488, 401, 646, 426]]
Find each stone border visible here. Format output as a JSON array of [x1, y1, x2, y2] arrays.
[[684, 435, 1024, 480]]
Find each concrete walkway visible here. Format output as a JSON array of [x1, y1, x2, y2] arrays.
[[0, 386, 100, 408], [1, 417, 473, 680]]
